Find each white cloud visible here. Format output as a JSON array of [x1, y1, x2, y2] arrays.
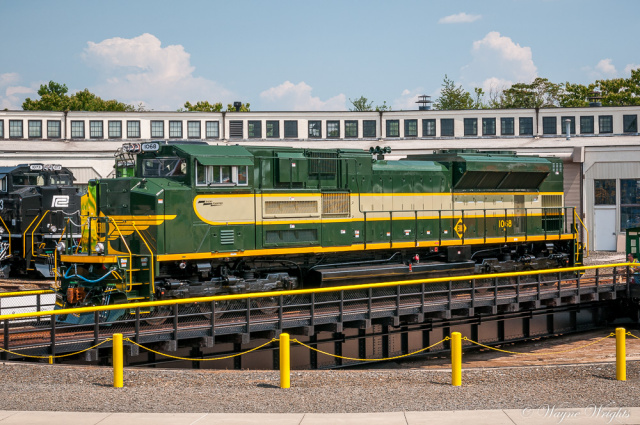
[[0, 73, 37, 110], [461, 31, 537, 92], [438, 13, 481, 24], [259, 81, 346, 111], [82, 33, 232, 110], [595, 59, 617, 77], [392, 88, 426, 110], [624, 63, 640, 75]]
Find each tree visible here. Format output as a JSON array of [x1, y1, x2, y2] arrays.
[[349, 96, 374, 111], [433, 75, 477, 110], [22, 81, 134, 111], [375, 101, 391, 112], [495, 78, 562, 109], [226, 102, 250, 112], [181, 100, 224, 112]]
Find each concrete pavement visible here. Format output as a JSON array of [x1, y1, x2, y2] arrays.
[[0, 408, 639, 425]]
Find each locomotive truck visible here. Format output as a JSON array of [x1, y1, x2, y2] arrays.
[[55, 142, 584, 322]]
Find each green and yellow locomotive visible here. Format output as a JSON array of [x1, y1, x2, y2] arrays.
[[56, 142, 583, 321]]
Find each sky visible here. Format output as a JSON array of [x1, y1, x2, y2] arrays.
[[1, 0, 639, 112]]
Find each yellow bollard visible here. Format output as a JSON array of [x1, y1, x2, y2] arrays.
[[280, 333, 290, 389], [616, 327, 626, 381], [451, 332, 462, 386], [113, 333, 123, 388], [48, 356, 53, 365]]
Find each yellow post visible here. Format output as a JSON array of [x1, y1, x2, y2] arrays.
[[616, 327, 626, 381], [280, 333, 290, 389], [451, 332, 462, 386], [48, 356, 53, 364], [113, 333, 123, 388]]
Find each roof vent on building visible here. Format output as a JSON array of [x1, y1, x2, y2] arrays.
[[233, 101, 242, 112], [416, 95, 432, 111], [588, 90, 602, 107]]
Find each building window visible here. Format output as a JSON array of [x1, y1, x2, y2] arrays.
[[386, 120, 399, 137], [482, 118, 496, 136], [363, 120, 376, 138], [464, 118, 477, 136], [70, 121, 84, 139], [519, 117, 533, 135], [327, 121, 340, 138], [0, 120, 3, 138], [169, 121, 183, 138], [599, 115, 613, 134], [623, 115, 637, 133], [594, 179, 616, 205], [500, 117, 514, 135], [284, 120, 298, 138], [248, 121, 261, 138], [206, 121, 219, 139], [542, 117, 557, 135], [404, 119, 418, 137], [151, 121, 164, 138], [345, 120, 358, 138], [109, 121, 122, 138], [188, 121, 201, 139], [127, 121, 141, 138], [9, 120, 23, 138], [580, 116, 594, 134], [422, 119, 435, 136], [441, 119, 454, 137], [308, 120, 321, 138], [28, 120, 42, 138], [621, 179, 640, 231], [89, 121, 103, 139], [266, 121, 280, 138], [561, 116, 575, 135], [47, 121, 61, 139]]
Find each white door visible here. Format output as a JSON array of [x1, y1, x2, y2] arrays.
[[594, 208, 617, 251]]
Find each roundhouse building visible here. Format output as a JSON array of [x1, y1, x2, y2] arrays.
[[0, 106, 638, 252]]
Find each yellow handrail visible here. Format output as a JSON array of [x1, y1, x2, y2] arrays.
[[574, 209, 589, 255], [22, 213, 41, 259], [105, 217, 133, 291], [132, 222, 155, 297], [0, 215, 11, 256], [28, 211, 50, 265], [0, 261, 634, 322]]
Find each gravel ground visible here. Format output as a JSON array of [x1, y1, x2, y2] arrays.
[[0, 361, 638, 413], [0, 251, 634, 414]]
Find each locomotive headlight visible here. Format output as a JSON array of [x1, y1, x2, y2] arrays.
[[0, 226, 4, 234], [95, 242, 105, 254], [56, 242, 65, 252], [49, 225, 57, 233]]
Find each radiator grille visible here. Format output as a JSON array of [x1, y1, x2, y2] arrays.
[[220, 229, 235, 245], [266, 229, 318, 244], [264, 200, 318, 215], [322, 192, 350, 216], [542, 195, 563, 208], [309, 152, 337, 175]]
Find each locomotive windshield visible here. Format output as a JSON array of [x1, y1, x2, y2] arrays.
[[49, 174, 71, 185], [0, 176, 5, 192], [142, 157, 186, 177], [12, 173, 45, 186]]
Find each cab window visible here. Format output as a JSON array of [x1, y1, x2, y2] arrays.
[[49, 174, 71, 185], [12, 173, 44, 186], [195, 162, 248, 186], [142, 157, 186, 177], [0, 176, 6, 192]]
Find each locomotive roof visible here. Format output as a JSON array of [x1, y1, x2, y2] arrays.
[[168, 144, 254, 158]]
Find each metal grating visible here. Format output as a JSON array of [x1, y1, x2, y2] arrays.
[[264, 200, 318, 215], [220, 229, 235, 245], [309, 152, 338, 175], [322, 192, 350, 216], [265, 229, 318, 244]]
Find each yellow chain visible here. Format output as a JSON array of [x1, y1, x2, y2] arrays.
[[0, 338, 113, 359], [291, 337, 450, 362], [462, 333, 615, 356], [124, 337, 277, 361], [626, 332, 640, 340]]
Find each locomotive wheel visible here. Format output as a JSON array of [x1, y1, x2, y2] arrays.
[[199, 300, 241, 320], [143, 306, 171, 326]]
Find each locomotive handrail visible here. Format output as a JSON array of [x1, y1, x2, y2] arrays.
[[28, 211, 50, 265], [131, 222, 155, 295], [0, 216, 11, 256], [574, 209, 589, 254], [0, 261, 632, 321], [105, 217, 133, 288], [22, 213, 41, 260]]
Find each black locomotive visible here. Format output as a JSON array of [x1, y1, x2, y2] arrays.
[[0, 164, 81, 278]]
